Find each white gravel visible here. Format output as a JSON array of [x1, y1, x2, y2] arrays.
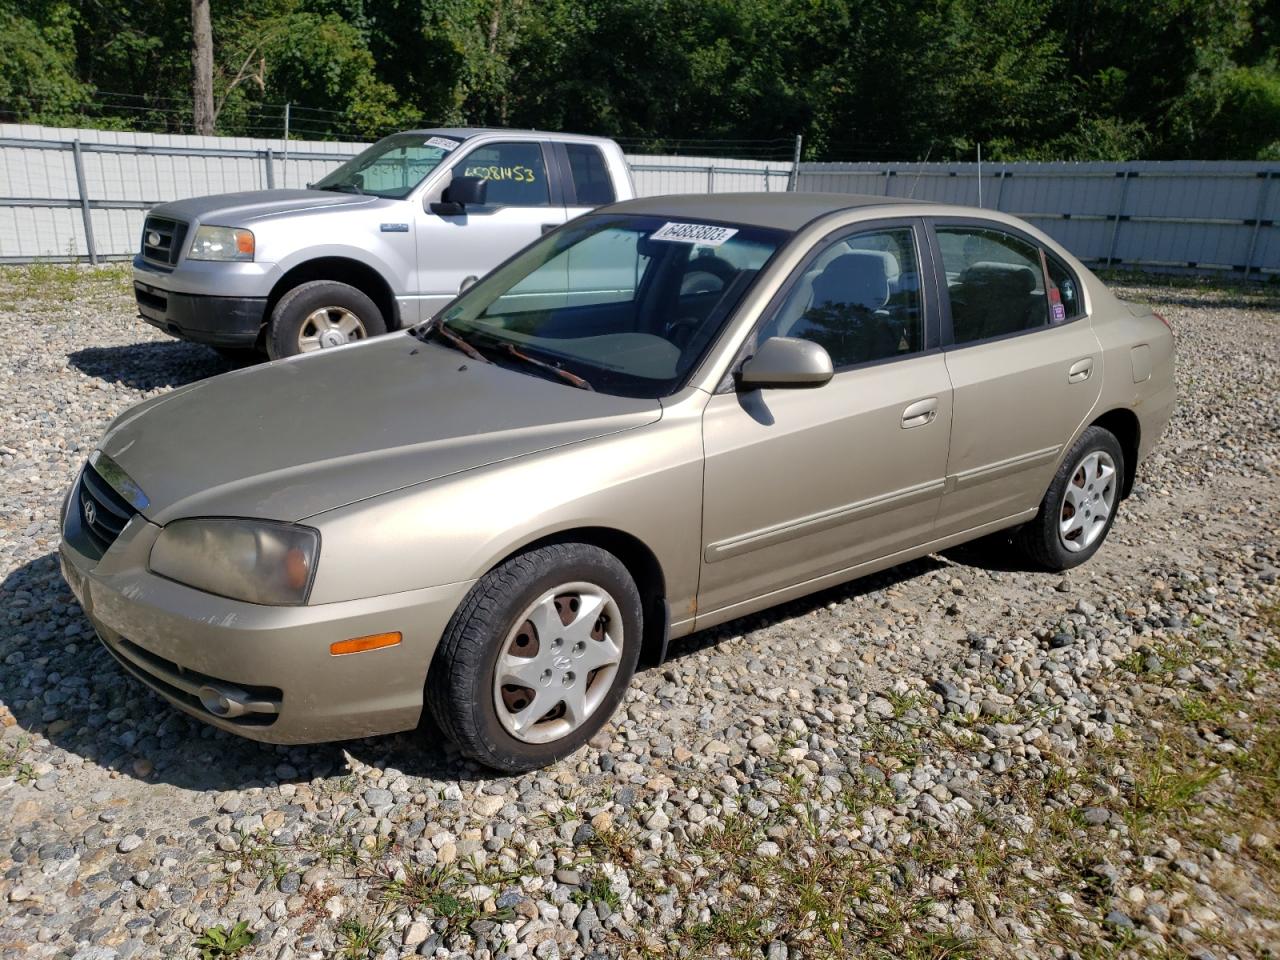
[[1, 267, 1278, 959]]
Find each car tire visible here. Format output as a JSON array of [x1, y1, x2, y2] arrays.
[[266, 280, 386, 360], [1015, 425, 1125, 571], [426, 543, 643, 772]]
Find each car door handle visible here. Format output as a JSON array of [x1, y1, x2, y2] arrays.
[[1068, 358, 1094, 383], [541, 223, 558, 235], [901, 397, 939, 429]]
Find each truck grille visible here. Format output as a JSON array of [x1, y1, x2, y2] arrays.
[[78, 463, 138, 554], [141, 216, 188, 267]]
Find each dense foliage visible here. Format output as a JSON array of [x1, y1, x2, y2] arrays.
[[2, 0, 1277, 159]]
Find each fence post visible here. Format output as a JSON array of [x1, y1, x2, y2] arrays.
[[1244, 171, 1275, 279], [787, 134, 803, 191], [993, 168, 1007, 210], [264, 148, 276, 189], [707, 165, 716, 193], [71, 139, 98, 265], [1106, 169, 1135, 267]]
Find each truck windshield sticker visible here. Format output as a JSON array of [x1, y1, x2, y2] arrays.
[[650, 222, 739, 246], [463, 165, 538, 184], [425, 136, 460, 152]]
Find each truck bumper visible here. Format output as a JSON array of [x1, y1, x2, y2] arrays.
[[134, 280, 267, 348]]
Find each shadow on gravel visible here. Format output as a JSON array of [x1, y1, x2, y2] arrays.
[[665, 554, 949, 661], [66, 340, 258, 391], [0, 551, 485, 793]]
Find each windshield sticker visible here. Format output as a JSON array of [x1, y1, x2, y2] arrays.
[[650, 222, 739, 246], [425, 136, 460, 152], [463, 164, 538, 183]]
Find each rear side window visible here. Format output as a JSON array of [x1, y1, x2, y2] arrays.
[[937, 227, 1048, 344], [565, 144, 616, 205], [458, 142, 550, 206], [1044, 252, 1083, 322]]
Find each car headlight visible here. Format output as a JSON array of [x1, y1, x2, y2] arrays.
[[187, 225, 255, 261], [149, 519, 318, 605]]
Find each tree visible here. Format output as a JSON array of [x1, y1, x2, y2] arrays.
[[191, 0, 215, 134]]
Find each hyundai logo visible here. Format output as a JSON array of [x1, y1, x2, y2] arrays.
[[146, 230, 162, 246], [81, 496, 97, 527]]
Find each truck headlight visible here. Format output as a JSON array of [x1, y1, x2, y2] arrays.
[[149, 519, 318, 605], [188, 226, 255, 261]]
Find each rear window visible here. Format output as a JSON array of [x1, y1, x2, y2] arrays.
[[937, 227, 1049, 344], [565, 144, 616, 205]]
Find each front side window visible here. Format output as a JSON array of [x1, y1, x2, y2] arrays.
[[311, 132, 463, 199], [457, 141, 550, 206], [434, 215, 786, 397], [757, 227, 924, 368], [1045, 252, 1083, 322], [937, 226, 1049, 344], [565, 144, 616, 205]]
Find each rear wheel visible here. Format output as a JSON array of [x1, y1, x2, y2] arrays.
[[1016, 426, 1124, 570], [426, 543, 642, 772], [266, 280, 385, 360]]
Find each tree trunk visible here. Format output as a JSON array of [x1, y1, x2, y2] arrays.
[[191, 0, 215, 135]]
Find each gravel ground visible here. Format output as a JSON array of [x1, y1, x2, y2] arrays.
[[1, 264, 1278, 960]]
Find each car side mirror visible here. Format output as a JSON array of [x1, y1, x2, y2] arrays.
[[429, 176, 488, 216], [736, 336, 834, 390]]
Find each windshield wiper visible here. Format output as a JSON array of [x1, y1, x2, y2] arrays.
[[415, 317, 489, 363], [497, 342, 594, 391], [316, 182, 363, 195]]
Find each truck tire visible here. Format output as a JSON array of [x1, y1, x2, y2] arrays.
[[267, 280, 386, 360]]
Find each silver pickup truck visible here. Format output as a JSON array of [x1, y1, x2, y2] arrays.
[[132, 128, 635, 358]]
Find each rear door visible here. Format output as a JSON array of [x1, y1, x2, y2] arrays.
[[413, 140, 569, 316], [554, 141, 620, 225], [927, 219, 1102, 537]]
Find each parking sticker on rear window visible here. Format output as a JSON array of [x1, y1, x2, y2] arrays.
[[424, 136, 460, 152], [650, 222, 739, 246]]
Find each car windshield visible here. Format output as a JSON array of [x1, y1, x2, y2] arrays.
[[430, 215, 787, 398], [310, 132, 465, 199]]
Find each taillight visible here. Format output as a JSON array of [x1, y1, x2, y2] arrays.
[[1153, 311, 1172, 332]]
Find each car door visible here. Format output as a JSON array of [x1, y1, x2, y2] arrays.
[[927, 219, 1103, 537], [413, 140, 569, 317], [697, 220, 953, 618], [554, 141, 620, 225]]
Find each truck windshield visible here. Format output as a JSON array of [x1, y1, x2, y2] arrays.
[[427, 214, 788, 398], [311, 132, 465, 199]]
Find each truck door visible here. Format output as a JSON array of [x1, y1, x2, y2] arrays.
[[413, 140, 568, 318]]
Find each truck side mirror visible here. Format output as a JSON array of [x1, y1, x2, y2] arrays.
[[429, 176, 488, 216]]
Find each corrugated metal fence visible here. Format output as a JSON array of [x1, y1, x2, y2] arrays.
[[2, 124, 1276, 277], [799, 161, 1279, 278]]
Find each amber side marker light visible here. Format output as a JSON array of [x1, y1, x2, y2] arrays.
[[330, 632, 402, 656]]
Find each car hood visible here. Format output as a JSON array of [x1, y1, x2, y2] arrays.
[[147, 189, 380, 225], [98, 335, 661, 525]]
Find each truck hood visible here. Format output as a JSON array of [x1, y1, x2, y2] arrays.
[[98, 335, 661, 525], [147, 189, 381, 225]]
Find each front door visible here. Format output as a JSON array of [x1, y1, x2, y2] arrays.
[[928, 221, 1103, 537], [698, 222, 953, 619], [414, 140, 567, 317]]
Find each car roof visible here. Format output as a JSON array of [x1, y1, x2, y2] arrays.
[[401, 127, 618, 145], [602, 192, 938, 232]]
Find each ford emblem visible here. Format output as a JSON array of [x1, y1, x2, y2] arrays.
[[146, 230, 162, 246]]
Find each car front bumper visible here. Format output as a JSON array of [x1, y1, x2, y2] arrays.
[[59, 478, 473, 744]]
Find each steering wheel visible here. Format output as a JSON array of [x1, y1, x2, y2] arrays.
[[679, 254, 738, 296]]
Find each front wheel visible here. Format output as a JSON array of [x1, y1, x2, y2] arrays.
[[266, 280, 386, 359], [1016, 425, 1125, 571], [426, 543, 642, 772]]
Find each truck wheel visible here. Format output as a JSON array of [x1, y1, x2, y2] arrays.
[[267, 280, 386, 360], [426, 543, 643, 772]]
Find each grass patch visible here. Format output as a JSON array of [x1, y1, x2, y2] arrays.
[[0, 738, 35, 784], [0, 261, 131, 310], [193, 921, 254, 959], [335, 914, 390, 960]]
